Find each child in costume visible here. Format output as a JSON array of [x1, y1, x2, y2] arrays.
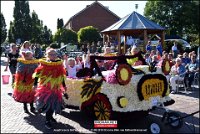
[[13, 51, 38, 113], [33, 49, 67, 129]]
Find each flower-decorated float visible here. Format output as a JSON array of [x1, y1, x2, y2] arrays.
[[63, 53, 175, 120]]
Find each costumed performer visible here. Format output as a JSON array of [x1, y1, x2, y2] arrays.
[[32, 48, 67, 129], [13, 51, 38, 113]]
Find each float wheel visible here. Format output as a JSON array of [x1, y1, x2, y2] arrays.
[[167, 112, 183, 129], [93, 97, 112, 120], [150, 123, 161, 134]]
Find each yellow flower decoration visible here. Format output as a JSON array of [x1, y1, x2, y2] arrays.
[[17, 58, 39, 64], [39, 58, 63, 66]]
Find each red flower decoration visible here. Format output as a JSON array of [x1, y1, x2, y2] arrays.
[[116, 64, 132, 85]]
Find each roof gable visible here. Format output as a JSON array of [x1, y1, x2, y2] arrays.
[[64, 1, 120, 27]]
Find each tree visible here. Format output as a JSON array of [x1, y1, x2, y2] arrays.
[[144, 1, 199, 36], [13, 0, 32, 42], [41, 25, 53, 45], [77, 26, 101, 44], [31, 10, 43, 43], [57, 18, 64, 30], [0, 13, 7, 44], [30, 10, 52, 45], [53, 29, 77, 45], [8, 21, 15, 43], [62, 29, 77, 44]]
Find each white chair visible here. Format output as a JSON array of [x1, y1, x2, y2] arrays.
[[176, 73, 188, 93], [192, 72, 199, 89]]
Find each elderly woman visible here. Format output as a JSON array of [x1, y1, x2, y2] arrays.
[[184, 54, 199, 89], [170, 58, 186, 94], [127, 46, 145, 66]]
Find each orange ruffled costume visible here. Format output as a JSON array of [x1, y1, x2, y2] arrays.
[[13, 58, 38, 103], [32, 59, 66, 114]]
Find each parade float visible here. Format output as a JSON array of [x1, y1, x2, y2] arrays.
[[63, 53, 176, 122]]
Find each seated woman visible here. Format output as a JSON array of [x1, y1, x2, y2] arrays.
[[102, 47, 117, 70], [170, 58, 186, 94], [127, 46, 144, 66], [184, 54, 199, 89]]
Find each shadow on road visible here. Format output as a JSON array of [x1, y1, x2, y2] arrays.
[[177, 87, 199, 99], [60, 108, 199, 134], [24, 113, 76, 133]]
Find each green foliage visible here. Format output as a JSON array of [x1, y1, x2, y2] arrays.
[[13, 0, 32, 42], [144, 1, 199, 36], [8, 21, 15, 43], [8, 1, 52, 45], [31, 10, 52, 45], [41, 25, 53, 45], [0, 13, 7, 44], [49, 43, 60, 49], [77, 26, 101, 44], [41, 44, 47, 51], [62, 29, 77, 44], [31, 10, 43, 43], [57, 18, 64, 30], [53, 29, 77, 44]]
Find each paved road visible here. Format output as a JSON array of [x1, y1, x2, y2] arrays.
[[1, 56, 199, 133]]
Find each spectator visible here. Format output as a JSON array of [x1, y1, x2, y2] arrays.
[[82, 51, 90, 68], [182, 52, 190, 66], [184, 55, 199, 89], [19, 41, 31, 57], [144, 53, 151, 64], [156, 50, 162, 61], [172, 41, 178, 58], [63, 53, 69, 76], [150, 50, 156, 58], [146, 41, 152, 52], [103, 47, 111, 56], [34, 44, 43, 59], [170, 58, 186, 94], [157, 52, 168, 67], [188, 51, 195, 59], [156, 40, 163, 56], [168, 53, 175, 65], [64, 57, 82, 78], [4, 43, 20, 88], [93, 59, 106, 75], [127, 46, 143, 66], [162, 51, 166, 57], [149, 55, 158, 67]]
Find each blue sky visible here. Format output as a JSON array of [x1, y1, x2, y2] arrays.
[[1, 1, 147, 34]]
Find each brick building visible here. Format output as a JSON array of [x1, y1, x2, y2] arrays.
[[64, 1, 120, 33]]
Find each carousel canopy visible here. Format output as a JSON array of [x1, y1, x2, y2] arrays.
[[102, 11, 165, 35]]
